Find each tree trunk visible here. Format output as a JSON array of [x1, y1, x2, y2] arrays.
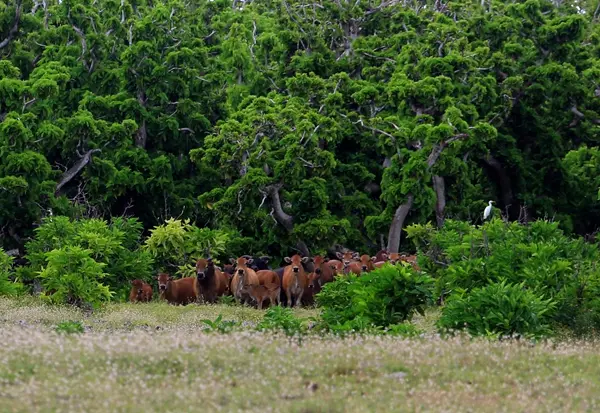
[[432, 175, 446, 228], [135, 90, 147, 148], [387, 194, 414, 253]]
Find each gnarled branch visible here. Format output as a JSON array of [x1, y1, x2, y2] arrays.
[[55, 149, 101, 195], [0, 1, 23, 50]]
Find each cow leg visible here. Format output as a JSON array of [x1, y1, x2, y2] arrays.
[[286, 290, 293, 308], [295, 290, 304, 308]]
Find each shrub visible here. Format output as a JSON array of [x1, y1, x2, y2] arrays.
[[406, 218, 600, 332], [437, 280, 556, 339], [0, 248, 23, 296], [38, 245, 113, 308], [316, 265, 434, 334], [256, 306, 306, 337], [143, 218, 230, 276], [25, 216, 153, 301]]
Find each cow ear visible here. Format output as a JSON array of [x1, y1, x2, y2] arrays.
[[352, 252, 359, 259], [229, 258, 236, 264], [335, 252, 343, 259], [247, 258, 254, 265], [259, 256, 270, 263], [371, 256, 377, 262], [323, 257, 330, 262], [301, 257, 309, 263], [284, 257, 291, 263]]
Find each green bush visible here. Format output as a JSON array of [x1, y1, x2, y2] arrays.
[[316, 265, 434, 334], [0, 248, 23, 296], [256, 306, 307, 337], [25, 216, 153, 301], [143, 218, 230, 276], [406, 218, 600, 333], [38, 245, 113, 308], [437, 280, 557, 339]]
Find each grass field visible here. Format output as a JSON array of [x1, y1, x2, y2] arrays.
[[1, 297, 599, 412]]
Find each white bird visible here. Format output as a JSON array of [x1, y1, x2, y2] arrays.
[[483, 200, 494, 220]]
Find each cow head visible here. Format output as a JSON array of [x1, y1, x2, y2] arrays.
[[374, 248, 389, 262], [336, 251, 359, 268], [246, 255, 270, 272], [328, 260, 344, 274], [196, 257, 216, 281], [284, 254, 309, 274], [307, 272, 321, 289], [156, 273, 171, 292], [359, 254, 373, 272], [388, 253, 401, 265], [312, 256, 326, 274], [131, 279, 144, 296], [235, 256, 253, 278]]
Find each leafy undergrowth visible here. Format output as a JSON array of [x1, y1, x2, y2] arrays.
[[1, 304, 600, 412]]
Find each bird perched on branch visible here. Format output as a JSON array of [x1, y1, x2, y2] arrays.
[[483, 200, 494, 221]]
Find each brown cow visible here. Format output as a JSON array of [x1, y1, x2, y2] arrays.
[[400, 253, 421, 271], [230, 256, 260, 305], [241, 283, 280, 309], [129, 279, 153, 303], [156, 273, 198, 305], [336, 251, 359, 274], [282, 254, 309, 307], [195, 258, 229, 304], [326, 259, 344, 275], [256, 269, 281, 287], [374, 248, 389, 263], [312, 256, 336, 285]]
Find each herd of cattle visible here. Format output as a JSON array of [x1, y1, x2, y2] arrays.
[[129, 250, 421, 309]]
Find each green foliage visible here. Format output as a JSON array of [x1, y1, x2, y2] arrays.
[[316, 265, 434, 334], [143, 218, 230, 276], [200, 314, 240, 334], [25, 216, 153, 301], [38, 246, 113, 308], [55, 321, 85, 335], [438, 280, 556, 339], [0, 249, 23, 296], [407, 218, 600, 334], [256, 306, 307, 337]]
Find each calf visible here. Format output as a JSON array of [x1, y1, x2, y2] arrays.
[[195, 258, 229, 304], [129, 279, 153, 303], [241, 283, 280, 309], [156, 273, 198, 305], [230, 256, 260, 305], [282, 254, 309, 307], [256, 269, 281, 287]]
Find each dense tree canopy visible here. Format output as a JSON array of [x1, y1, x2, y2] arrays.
[[1, 0, 599, 261]]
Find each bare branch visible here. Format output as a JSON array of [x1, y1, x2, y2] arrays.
[[55, 149, 101, 195], [0, 1, 23, 50]]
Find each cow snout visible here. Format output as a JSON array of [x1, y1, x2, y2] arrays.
[[362, 265, 367, 272], [315, 268, 321, 274], [237, 269, 244, 275], [159, 284, 167, 291], [197, 271, 205, 280], [292, 266, 299, 273]]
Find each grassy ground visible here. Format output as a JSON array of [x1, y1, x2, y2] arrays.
[[1, 297, 599, 412]]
